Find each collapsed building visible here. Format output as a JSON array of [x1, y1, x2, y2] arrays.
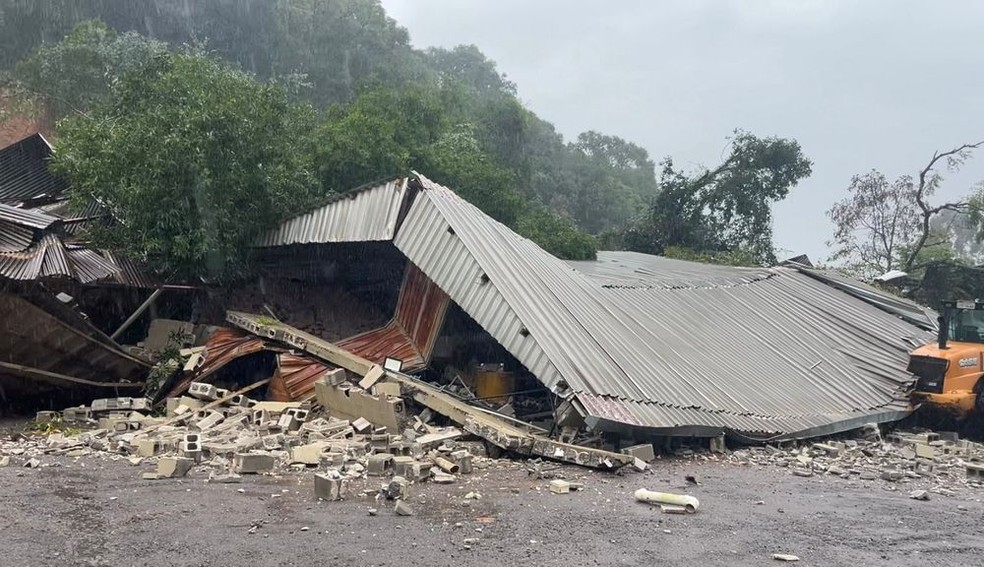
[[0, 130, 938, 450]]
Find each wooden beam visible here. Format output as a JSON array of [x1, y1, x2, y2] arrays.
[[0, 361, 145, 389]]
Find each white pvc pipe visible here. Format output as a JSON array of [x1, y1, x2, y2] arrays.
[[634, 488, 700, 513]]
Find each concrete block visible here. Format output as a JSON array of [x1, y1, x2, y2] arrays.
[[35, 410, 59, 423], [193, 410, 224, 431], [234, 452, 276, 474], [61, 406, 92, 423], [323, 367, 348, 387], [451, 450, 473, 474], [621, 444, 655, 463], [392, 455, 416, 477], [314, 379, 404, 432], [136, 439, 158, 457], [325, 452, 346, 467], [549, 479, 572, 494], [813, 443, 841, 457], [277, 413, 299, 432], [966, 463, 984, 480], [709, 435, 726, 454], [314, 473, 348, 501], [358, 364, 386, 391], [409, 462, 432, 482], [387, 476, 410, 500], [157, 457, 194, 478], [291, 442, 330, 466], [188, 382, 219, 401], [394, 500, 414, 516], [367, 453, 394, 476], [372, 382, 401, 399], [352, 417, 372, 433], [915, 443, 937, 459]]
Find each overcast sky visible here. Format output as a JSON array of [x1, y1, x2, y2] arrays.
[[381, 0, 984, 261]]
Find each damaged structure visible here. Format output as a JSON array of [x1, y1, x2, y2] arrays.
[[0, 131, 937, 454], [243, 173, 935, 443]]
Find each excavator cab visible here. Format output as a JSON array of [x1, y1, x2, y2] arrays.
[[909, 300, 984, 417]]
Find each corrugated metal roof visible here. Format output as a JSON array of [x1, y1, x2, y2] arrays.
[[796, 267, 938, 331], [0, 232, 119, 283], [0, 202, 60, 229], [256, 178, 409, 247], [0, 292, 149, 385], [394, 174, 934, 440], [0, 133, 68, 203]]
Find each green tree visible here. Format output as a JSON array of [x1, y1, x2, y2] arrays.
[[623, 130, 812, 265], [829, 140, 983, 278], [10, 20, 167, 119], [53, 49, 320, 281], [516, 208, 596, 261]]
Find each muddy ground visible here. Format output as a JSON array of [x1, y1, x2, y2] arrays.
[[3, 442, 984, 567]]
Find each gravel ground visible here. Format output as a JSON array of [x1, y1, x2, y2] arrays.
[[3, 448, 984, 567]]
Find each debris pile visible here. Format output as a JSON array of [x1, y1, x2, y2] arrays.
[[716, 427, 984, 493], [5, 381, 496, 497]]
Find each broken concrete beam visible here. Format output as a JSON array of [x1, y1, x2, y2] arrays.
[[415, 428, 463, 448], [314, 472, 348, 501], [91, 397, 147, 412], [621, 443, 655, 463], [234, 452, 276, 474], [157, 457, 194, 478]]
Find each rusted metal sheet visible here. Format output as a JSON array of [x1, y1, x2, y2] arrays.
[[163, 328, 276, 399], [268, 353, 329, 402], [0, 292, 149, 389], [336, 263, 448, 370], [338, 321, 424, 370], [395, 262, 449, 362]]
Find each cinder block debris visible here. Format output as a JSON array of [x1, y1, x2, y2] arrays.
[[234, 452, 276, 474], [314, 472, 348, 501], [157, 457, 194, 478]]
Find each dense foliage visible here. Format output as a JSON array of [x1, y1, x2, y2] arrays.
[[52, 48, 320, 281], [611, 131, 812, 265], [1, 0, 811, 274], [828, 141, 984, 281]]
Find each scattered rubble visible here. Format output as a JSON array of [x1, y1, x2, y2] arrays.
[[700, 427, 984, 495]]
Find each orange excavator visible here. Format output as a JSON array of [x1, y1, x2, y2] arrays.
[[909, 300, 984, 418]]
